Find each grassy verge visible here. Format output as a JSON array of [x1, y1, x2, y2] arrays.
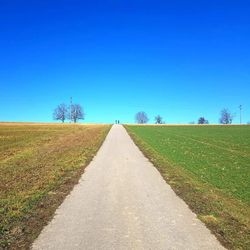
[[125, 125, 250, 250], [0, 123, 111, 249]]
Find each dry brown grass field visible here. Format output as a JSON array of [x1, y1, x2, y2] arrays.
[[0, 123, 111, 249]]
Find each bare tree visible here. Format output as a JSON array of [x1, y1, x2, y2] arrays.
[[53, 103, 68, 123], [70, 104, 85, 123], [198, 117, 209, 124], [135, 111, 149, 124], [155, 115, 164, 124], [219, 108, 233, 124]]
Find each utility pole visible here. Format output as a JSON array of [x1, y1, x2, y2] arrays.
[[70, 97, 73, 123], [239, 105, 242, 124]]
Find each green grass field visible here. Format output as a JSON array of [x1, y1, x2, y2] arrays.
[[0, 123, 110, 249], [126, 125, 250, 249]]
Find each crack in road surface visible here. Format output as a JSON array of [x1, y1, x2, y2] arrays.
[[32, 125, 225, 250]]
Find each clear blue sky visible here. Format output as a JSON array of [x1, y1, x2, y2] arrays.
[[0, 0, 249, 124]]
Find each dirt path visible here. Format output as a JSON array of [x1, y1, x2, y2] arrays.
[[32, 125, 224, 250]]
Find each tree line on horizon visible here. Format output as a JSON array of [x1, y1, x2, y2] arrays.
[[53, 104, 244, 125], [135, 108, 236, 125], [53, 103, 84, 123]]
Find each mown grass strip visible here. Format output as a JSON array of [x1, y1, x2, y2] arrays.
[[0, 124, 111, 249], [125, 125, 250, 250]]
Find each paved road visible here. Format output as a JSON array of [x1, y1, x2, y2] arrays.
[[32, 125, 224, 250]]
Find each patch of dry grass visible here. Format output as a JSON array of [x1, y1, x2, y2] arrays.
[[0, 123, 111, 249]]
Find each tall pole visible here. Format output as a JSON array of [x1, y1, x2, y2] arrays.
[[239, 105, 242, 124], [70, 97, 73, 123]]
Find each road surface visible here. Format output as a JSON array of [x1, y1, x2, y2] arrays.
[[32, 125, 224, 250]]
